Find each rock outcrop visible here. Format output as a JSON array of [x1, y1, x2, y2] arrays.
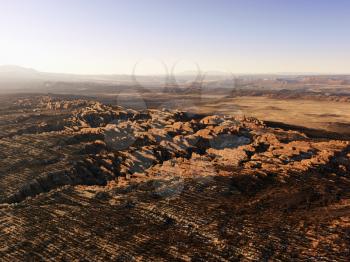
[[0, 95, 349, 261]]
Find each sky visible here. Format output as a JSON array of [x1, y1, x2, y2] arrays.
[[0, 0, 350, 75]]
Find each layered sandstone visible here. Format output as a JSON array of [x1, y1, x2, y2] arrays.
[[0, 95, 349, 261]]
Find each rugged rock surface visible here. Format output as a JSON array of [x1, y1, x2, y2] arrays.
[[0, 95, 349, 261]]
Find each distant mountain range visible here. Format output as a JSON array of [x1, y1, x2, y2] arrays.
[[0, 65, 134, 83], [1, 65, 349, 85], [0, 65, 239, 88], [0, 65, 40, 79]]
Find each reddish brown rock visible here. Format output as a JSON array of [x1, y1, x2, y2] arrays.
[[0, 96, 349, 261]]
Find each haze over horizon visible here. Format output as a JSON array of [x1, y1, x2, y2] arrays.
[[1, 64, 344, 77], [1, 0, 350, 75]]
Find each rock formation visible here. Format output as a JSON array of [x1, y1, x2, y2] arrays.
[[0, 95, 349, 261]]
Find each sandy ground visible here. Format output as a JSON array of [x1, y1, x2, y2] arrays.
[[188, 96, 350, 134]]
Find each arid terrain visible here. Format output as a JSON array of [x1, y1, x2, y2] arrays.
[[2, 0, 350, 259], [0, 94, 349, 260]]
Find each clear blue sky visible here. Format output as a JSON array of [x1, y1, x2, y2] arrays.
[[1, 0, 349, 74]]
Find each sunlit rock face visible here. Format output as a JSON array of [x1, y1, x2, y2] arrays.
[[0, 95, 349, 261]]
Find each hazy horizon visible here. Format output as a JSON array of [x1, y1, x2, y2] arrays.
[[1, 0, 350, 75], [2, 64, 350, 77]]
